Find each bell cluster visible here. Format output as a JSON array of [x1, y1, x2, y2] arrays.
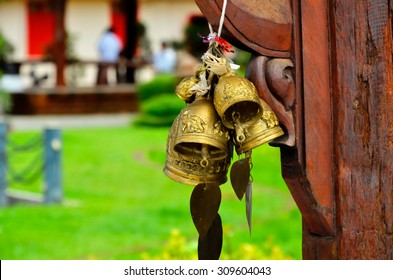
[[164, 45, 284, 187]]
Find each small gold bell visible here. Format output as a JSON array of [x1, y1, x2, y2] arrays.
[[176, 65, 209, 103], [176, 76, 198, 103], [235, 99, 284, 154], [213, 72, 263, 142], [174, 97, 230, 166], [164, 115, 230, 186]]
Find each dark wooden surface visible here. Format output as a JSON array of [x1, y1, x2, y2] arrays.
[[195, 0, 393, 259], [195, 0, 292, 57], [329, 0, 393, 259]]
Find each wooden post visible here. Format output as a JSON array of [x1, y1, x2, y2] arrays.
[[326, 0, 393, 259], [0, 120, 7, 206], [43, 127, 63, 204], [122, 0, 138, 83], [195, 0, 393, 259], [53, 0, 66, 86]]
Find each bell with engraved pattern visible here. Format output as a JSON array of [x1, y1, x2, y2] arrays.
[[174, 96, 230, 168], [163, 115, 230, 186], [176, 76, 198, 103], [213, 71, 263, 143], [235, 99, 284, 154]]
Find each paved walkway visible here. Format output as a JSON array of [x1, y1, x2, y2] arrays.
[[6, 113, 136, 131]]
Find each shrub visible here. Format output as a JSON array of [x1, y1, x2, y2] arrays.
[[140, 229, 291, 260], [137, 74, 178, 102], [134, 94, 185, 127], [142, 94, 185, 117]]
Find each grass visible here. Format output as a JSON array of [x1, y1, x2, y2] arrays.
[[0, 124, 302, 259]]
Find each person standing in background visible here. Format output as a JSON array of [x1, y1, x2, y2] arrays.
[[96, 26, 122, 85], [153, 42, 177, 74]]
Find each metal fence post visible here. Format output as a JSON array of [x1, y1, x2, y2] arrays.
[[43, 127, 63, 204], [0, 121, 7, 206]]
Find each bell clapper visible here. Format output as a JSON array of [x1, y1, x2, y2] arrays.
[[200, 144, 210, 168], [232, 111, 246, 143]]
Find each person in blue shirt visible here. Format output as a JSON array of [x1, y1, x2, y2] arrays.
[[153, 42, 177, 74], [96, 26, 122, 85]]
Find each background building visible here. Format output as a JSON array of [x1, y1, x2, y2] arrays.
[[0, 0, 202, 87]]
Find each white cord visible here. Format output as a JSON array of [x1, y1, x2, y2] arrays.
[[217, 0, 228, 37], [208, 23, 214, 34]]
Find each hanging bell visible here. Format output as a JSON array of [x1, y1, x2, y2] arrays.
[[176, 76, 198, 103], [176, 66, 209, 103], [235, 99, 284, 154], [213, 72, 263, 143], [174, 97, 230, 167], [164, 115, 230, 186]]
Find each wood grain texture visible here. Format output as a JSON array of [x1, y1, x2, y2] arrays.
[[330, 0, 393, 259], [300, 0, 335, 235]]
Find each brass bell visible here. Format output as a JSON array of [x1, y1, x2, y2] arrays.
[[176, 66, 208, 103], [176, 76, 198, 103], [164, 115, 230, 186], [235, 99, 284, 154], [213, 72, 263, 142], [174, 97, 230, 167]]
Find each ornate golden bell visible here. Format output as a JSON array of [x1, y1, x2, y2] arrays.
[[176, 66, 208, 103], [174, 97, 230, 167], [164, 115, 230, 186], [235, 99, 284, 154], [176, 76, 198, 103], [213, 72, 263, 142]]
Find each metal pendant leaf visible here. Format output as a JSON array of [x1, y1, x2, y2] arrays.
[[246, 181, 252, 234], [190, 183, 221, 240], [198, 214, 223, 260], [230, 158, 250, 200]]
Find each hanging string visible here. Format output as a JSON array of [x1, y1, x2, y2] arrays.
[[208, 23, 214, 35], [206, 0, 228, 39], [217, 0, 228, 37]]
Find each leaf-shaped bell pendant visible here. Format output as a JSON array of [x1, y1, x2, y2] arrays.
[[174, 96, 230, 167], [235, 99, 284, 155], [163, 111, 231, 186], [213, 72, 263, 143]]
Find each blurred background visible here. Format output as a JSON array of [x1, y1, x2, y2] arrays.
[[0, 0, 301, 260]]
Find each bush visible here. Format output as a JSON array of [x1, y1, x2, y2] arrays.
[[134, 94, 185, 127], [137, 74, 178, 102], [141, 229, 291, 260], [142, 94, 185, 117]]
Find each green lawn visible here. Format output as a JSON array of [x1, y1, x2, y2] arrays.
[[0, 124, 301, 259]]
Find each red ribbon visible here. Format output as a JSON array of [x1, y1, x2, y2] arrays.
[[198, 33, 234, 53]]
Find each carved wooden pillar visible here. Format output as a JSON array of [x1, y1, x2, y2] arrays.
[[195, 0, 393, 259]]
